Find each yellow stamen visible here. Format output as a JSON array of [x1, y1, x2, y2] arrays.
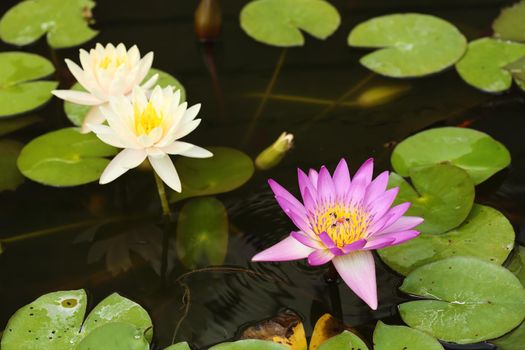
[[134, 102, 163, 135], [311, 204, 371, 248], [99, 55, 126, 69]]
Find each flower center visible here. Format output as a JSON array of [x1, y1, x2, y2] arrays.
[[311, 204, 371, 248], [134, 102, 163, 135], [99, 55, 127, 69]]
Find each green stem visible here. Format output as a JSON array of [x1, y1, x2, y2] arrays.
[[153, 172, 174, 286], [154, 172, 173, 220]]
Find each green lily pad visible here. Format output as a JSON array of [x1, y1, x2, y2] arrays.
[[0, 139, 24, 192], [348, 13, 466, 78], [171, 147, 254, 202], [491, 320, 525, 350], [391, 127, 511, 185], [493, 0, 525, 43], [399, 256, 525, 344], [317, 331, 369, 350], [1, 290, 152, 350], [0, 115, 41, 136], [0, 0, 98, 48], [378, 205, 514, 275], [240, 0, 340, 47], [164, 343, 191, 350], [176, 197, 229, 269], [373, 321, 444, 350], [79, 293, 153, 342], [509, 246, 525, 286], [75, 323, 149, 350], [505, 56, 525, 82], [209, 339, 288, 350], [456, 38, 525, 92], [388, 164, 475, 234], [64, 68, 185, 127], [1, 290, 88, 350], [0, 52, 58, 117], [17, 127, 117, 187]]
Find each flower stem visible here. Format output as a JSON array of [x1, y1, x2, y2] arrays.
[[153, 172, 174, 286], [325, 262, 343, 320]]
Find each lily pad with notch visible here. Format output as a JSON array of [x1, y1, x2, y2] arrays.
[[17, 127, 117, 187], [379, 204, 514, 275], [0, 290, 152, 350], [317, 331, 369, 350], [388, 164, 475, 235], [456, 38, 525, 93], [64, 68, 185, 127], [493, 0, 525, 43], [399, 256, 525, 344], [391, 127, 511, 185], [171, 147, 254, 202], [240, 0, 341, 47], [0, 52, 58, 118], [373, 321, 444, 350], [348, 13, 467, 78], [0, 0, 98, 48], [75, 323, 149, 350]]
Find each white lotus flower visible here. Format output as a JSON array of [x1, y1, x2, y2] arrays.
[[89, 85, 212, 192], [52, 43, 158, 133]]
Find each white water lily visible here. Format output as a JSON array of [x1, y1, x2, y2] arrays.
[[89, 85, 212, 192], [52, 43, 158, 133]]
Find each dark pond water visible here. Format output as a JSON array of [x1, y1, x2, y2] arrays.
[[1, 0, 524, 349]]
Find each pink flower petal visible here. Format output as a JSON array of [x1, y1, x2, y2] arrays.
[[348, 158, 374, 206], [363, 236, 396, 250], [291, 231, 324, 249], [309, 169, 319, 189], [341, 238, 367, 254], [369, 202, 411, 235], [376, 230, 420, 246], [365, 171, 389, 205], [252, 235, 315, 262], [275, 196, 312, 234], [308, 249, 335, 266], [379, 216, 424, 235], [302, 187, 317, 213], [317, 166, 336, 204], [368, 187, 399, 221], [318, 231, 336, 249], [298, 169, 316, 204], [333, 251, 378, 310], [333, 158, 351, 199], [268, 179, 304, 212]]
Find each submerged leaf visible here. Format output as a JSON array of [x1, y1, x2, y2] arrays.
[[391, 127, 511, 184], [209, 339, 288, 350], [348, 14, 466, 77], [171, 147, 254, 202], [176, 197, 229, 269], [0, 52, 57, 117], [0, 115, 41, 136], [75, 323, 149, 350], [456, 38, 525, 92], [399, 257, 525, 344], [317, 331, 369, 350], [17, 127, 117, 187], [64, 68, 185, 127], [388, 164, 475, 234], [493, 0, 525, 42], [0, 139, 24, 191], [509, 246, 525, 286], [373, 321, 444, 350], [379, 205, 514, 275], [0, 0, 98, 48], [240, 0, 340, 47]]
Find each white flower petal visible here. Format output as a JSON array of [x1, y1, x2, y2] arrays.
[[181, 103, 201, 124], [81, 106, 106, 133], [161, 141, 212, 158], [100, 148, 147, 184], [140, 73, 158, 90], [136, 51, 154, 86], [148, 154, 182, 192], [52, 90, 102, 105]]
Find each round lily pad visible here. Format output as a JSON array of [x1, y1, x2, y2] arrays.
[[75, 323, 149, 350], [399, 256, 525, 344], [317, 331, 369, 350], [373, 321, 444, 350], [1, 290, 88, 350], [209, 339, 288, 350], [64, 68, 185, 127], [171, 147, 254, 202], [378, 205, 514, 275], [0, 0, 98, 48], [240, 0, 341, 47], [176, 197, 229, 269], [456, 38, 525, 93], [0, 139, 24, 192], [348, 13, 467, 78], [388, 164, 475, 234], [17, 127, 117, 187], [164, 343, 191, 350], [0, 52, 58, 118], [493, 0, 525, 43], [391, 127, 511, 185]]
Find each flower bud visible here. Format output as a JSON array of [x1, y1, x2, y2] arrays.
[[255, 132, 294, 171], [195, 0, 222, 42]]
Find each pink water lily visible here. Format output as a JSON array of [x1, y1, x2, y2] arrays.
[[252, 159, 423, 309]]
